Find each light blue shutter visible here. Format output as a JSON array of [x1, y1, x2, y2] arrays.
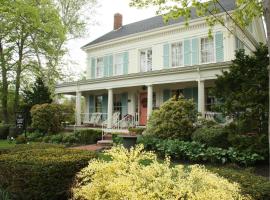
[[91, 58, 96, 79], [163, 89, 171, 102], [123, 52, 129, 75], [193, 87, 198, 111], [183, 88, 193, 99], [215, 32, 224, 62], [184, 39, 191, 66], [163, 44, 170, 68], [121, 93, 128, 117], [89, 95, 95, 113], [102, 94, 108, 119], [192, 38, 199, 65], [87, 55, 91, 79], [108, 55, 113, 76], [103, 56, 109, 77]]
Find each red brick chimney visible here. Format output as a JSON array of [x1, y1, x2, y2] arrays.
[[114, 13, 122, 30]]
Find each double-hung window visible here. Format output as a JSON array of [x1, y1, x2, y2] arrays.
[[96, 57, 104, 78], [114, 53, 124, 75], [140, 49, 152, 72], [95, 95, 103, 113], [171, 42, 183, 67], [200, 37, 214, 63]]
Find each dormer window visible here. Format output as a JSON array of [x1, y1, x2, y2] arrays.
[[140, 48, 152, 72], [96, 57, 104, 78]]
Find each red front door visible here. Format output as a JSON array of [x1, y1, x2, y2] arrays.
[[139, 92, 147, 125]]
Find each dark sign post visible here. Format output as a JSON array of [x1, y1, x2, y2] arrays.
[[16, 112, 26, 136]]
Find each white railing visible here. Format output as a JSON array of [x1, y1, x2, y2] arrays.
[[81, 113, 108, 126], [101, 113, 139, 140], [204, 111, 220, 121]]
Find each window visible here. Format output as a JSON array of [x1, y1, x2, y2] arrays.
[[114, 54, 123, 75], [96, 57, 104, 78], [171, 42, 183, 67], [95, 96, 103, 113], [200, 37, 214, 63], [235, 37, 244, 50], [140, 49, 152, 72]]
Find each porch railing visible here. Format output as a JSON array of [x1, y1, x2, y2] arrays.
[[81, 112, 108, 126]]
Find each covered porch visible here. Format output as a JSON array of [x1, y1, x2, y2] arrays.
[[72, 80, 217, 129]]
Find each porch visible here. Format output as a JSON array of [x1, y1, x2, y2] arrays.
[[70, 80, 219, 130]]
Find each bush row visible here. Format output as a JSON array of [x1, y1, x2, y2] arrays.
[[0, 125, 23, 139], [138, 136, 264, 166], [0, 143, 96, 200], [26, 129, 102, 146]]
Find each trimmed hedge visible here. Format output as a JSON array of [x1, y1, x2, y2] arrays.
[[0, 125, 9, 139], [208, 166, 270, 200], [138, 136, 264, 166], [0, 143, 96, 200]]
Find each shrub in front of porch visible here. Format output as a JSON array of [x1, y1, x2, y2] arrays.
[[30, 103, 74, 134], [145, 96, 197, 140], [72, 145, 248, 200]]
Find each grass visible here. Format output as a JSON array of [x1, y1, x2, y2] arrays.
[[0, 140, 16, 149]]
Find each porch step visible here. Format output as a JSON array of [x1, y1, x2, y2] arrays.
[[103, 134, 112, 140], [103, 128, 129, 134], [97, 140, 113, 147]]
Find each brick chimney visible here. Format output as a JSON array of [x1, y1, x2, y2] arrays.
[[114, 13, 122, 30]]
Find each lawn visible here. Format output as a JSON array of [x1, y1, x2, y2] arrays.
[[0, 140, 16, 149]]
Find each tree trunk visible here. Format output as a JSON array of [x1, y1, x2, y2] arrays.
[[0, 40, 9, 124], [13, 38, 24, 114], [263, 0, 270, 180]]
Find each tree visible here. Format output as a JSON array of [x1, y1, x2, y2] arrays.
[[213, 45, 268, 134], [130, 0, 270, 178]]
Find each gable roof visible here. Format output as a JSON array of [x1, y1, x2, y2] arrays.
[[82, 0, 235, 49]]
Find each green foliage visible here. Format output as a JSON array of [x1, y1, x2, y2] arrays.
[[30, 103, 74, 134], [8, 126, 21, 138], [192, 125, 229, 148], [0, 125, 9, 139], [26, 131, 43, 142], [0, 187, 10, 200], [15, 135, 27, 144], [128, 127, 145, 135], [0, 143, 96, 200], [74, 129, 102, 145], [214, 46, 269, 134], [208, 166, 270, 200], [138, 136, 264, 166], [145, 96, 197, 140]]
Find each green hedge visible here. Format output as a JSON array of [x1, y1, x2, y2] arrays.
[[0, 125, 10, 139], [208, 166, 270, 200], [0, 143, 96, 200], [138, 136, 264, 166]]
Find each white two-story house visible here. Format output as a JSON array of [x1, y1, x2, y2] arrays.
[[56, 0, 266, 129]]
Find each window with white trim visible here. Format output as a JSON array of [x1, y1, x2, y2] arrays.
[[200, 37, 214, 63], [114, 53, 124, 75], [95, 95, 103, 113], [96, 57, 104, 78], [171, 42, 183, 67], [140, 49, 152, 72]]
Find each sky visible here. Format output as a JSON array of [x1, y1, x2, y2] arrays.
[[65, 0, 157, 80]]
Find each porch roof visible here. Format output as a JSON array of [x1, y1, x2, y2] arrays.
[[55, 61, 231, 95]]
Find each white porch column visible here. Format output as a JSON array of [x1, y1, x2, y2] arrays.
[[107, 88, 113, 128], [147, 85, 153, 120], [198, 80, 205, 117], [75, 91, 82, 125]]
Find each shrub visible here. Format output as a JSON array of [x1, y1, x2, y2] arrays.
[[0, 143, 96, 200], [75, 129, 102, 145], [72, 145, 248, 200], [192, 125, 229, 148], [62, 134, 79, 145], [26, 131, 43, 142], [30, 103, 74, 134], [15, 135, 27, 144], [145, 96, 197, 140], [50, 134, 64, 144], [8, 126, 22, 138], [0, 187, 10, 200], [138, 136, 264, 166], [208, 166, 270, 200], [0, 125, 9, 139]]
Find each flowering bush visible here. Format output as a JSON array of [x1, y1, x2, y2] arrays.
[[72, 145, 249, 200]]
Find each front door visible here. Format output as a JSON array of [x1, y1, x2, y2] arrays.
[[139, 92, 147, 125]]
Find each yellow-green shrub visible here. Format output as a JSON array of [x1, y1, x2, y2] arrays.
[[72, 145, 250, 200]]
